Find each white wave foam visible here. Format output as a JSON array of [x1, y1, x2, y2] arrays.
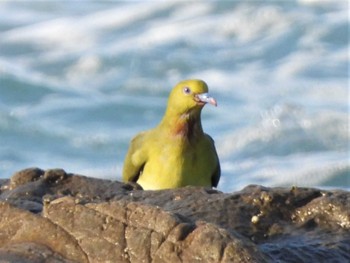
[[218, 103, 349, 157], [219, 152, 349, 192]]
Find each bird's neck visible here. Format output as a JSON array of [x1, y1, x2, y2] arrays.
[[160, 109, 204, 140]]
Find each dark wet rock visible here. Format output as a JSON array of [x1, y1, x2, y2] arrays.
[[0, 168, 349, 262], [9, 167, 45, 190], [0, 179, 9, 194]]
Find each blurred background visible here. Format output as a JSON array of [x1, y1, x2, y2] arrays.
[[0, 1, 348, 192]]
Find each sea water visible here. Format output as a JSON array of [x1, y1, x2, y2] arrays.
[[0, 1, 348, 192]]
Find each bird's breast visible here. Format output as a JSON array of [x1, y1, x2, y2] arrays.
[[137, 135, 214, 190]]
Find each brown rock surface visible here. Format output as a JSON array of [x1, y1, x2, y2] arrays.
[[0, 168, 349, 262]]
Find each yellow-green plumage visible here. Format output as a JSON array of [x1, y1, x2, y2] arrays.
[[122, 79, 220, 190]]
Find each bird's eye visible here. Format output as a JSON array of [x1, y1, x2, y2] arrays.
[[183, 87, 191, 94]]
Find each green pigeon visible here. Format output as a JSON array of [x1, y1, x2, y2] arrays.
[[122, 79, 220, 190]]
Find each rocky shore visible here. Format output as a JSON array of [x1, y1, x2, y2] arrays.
[[0, 168, 349, 262]]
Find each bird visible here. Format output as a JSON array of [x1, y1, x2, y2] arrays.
[[122, 79, 220, 190]]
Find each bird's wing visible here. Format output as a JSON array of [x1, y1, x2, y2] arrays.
[[122, 132, 148, 183], [211, 160, 221, 188], [206, 134, 221, 187]]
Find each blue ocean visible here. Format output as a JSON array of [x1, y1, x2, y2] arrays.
[[0, 1, 348, 192]]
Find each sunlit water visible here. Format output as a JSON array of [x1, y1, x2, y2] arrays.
[[0, 1, 349, 192]]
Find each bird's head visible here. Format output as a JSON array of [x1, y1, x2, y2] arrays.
[[167, 79, 217, 115]]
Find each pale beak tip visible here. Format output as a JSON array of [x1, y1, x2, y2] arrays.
[[211, 98, 218, 107], [196, 93, 218, 107]]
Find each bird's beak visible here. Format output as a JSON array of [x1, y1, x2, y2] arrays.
[[195, 93, 217, 107]]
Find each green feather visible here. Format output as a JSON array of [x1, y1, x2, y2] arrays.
[[122, 79, 220, 190]]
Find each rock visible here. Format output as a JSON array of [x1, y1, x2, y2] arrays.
[[9, 167, 44, 190], [0, 242, 77, 263], [0, 168, 349, 262], [0, 202, 88, 262]]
